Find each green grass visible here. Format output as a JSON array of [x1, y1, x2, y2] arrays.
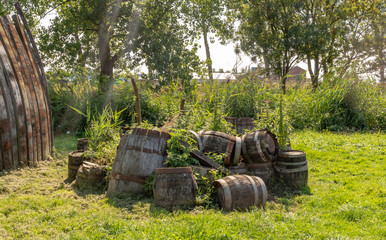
[[0, 131, 385, 239]]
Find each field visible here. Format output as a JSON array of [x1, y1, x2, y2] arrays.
[[0, 131, 385, 239]]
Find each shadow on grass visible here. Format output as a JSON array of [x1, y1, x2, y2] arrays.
[[266, 177, 312, 201]]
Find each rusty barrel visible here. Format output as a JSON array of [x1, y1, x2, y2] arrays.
[[213, 175, 267, 211], [153, 167, 198, 207], [241, 129, 278, 164], [107, 128, 170, 194], [0, 15, 52, 171], [224, 117, 255, 134], [247, 162, 274, 183], [199, 131, 241, 166], [274, 150, 308, 187], [68, 150, 84, 181], [77, 138, 89, 151]]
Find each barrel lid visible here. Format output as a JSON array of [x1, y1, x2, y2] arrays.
[[156, 167, 193, 174], [69, 150, 84, 157], [279, 150, 306, 158], [265, 134, 276, 154]]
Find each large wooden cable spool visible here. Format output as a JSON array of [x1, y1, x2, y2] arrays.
[[0, 15, 52, 171], [198, 131, 241, 166], [107, 128, 171, 194], [274, 150, 308, 187], [213, 175, 267, 211], [241, 129, 279, 164], [153, 167, 198, 207]]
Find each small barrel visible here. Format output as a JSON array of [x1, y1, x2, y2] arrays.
[[153, 167, 198, 207], [77, 138, 89, 151], [75, 161, 106, 186], [224, 117, 255, 134], [199, 131, 241, 166], [107, 128, 171, 194], [241, 130, 279, 164], [274, 150, 308, 187], [68, 150, 84, 181], [213, 175, 267, 211], [247, 162, 274, 183]]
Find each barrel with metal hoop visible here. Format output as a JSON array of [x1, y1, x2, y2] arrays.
[[213, 175, 267, 211], [241, 129, 279, 164], [247, 162, 274, 183], [107, 128, 171, 194], [274, 150, 308, 187]]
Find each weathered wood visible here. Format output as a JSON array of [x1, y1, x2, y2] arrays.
[[213, 175, 267, 211], [199, 131, 241, 166], [274, 150, 308, 187], [107, 128, 171, 194], [153, 167, 198, 207], [241, 129, 279, 164], [68, 150, 84, 181], [247, 162, 274, 183], [76, 161, 106, 186], [224, 117, 255, 134], [77, 138, 89, 151], [130, 76, 141, 124]]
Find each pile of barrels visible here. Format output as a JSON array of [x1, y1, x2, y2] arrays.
[[105, 126, 309, 211]]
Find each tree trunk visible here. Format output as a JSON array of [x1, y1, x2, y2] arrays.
[[97, 22, 116, 93], [281, 76, 286, 95], [203, 30, 213, 82]]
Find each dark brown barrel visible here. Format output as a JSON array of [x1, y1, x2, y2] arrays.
[[77, 138, 89, 151], [0, 15, 52, 171], [199, 131, 241, 166], [274, 150, 308, 187], [68, 150, 84, 181], [213, 175, 267, 211], [241, 129, 279, 164], [75, 161, 106, 187], [224, 117, 256, 134], [153, 167, 198, 207], [107, 128, 171, 194], [247, 162, 274, 183]]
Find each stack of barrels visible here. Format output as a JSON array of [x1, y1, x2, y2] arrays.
[[0, 14, 53, 171]]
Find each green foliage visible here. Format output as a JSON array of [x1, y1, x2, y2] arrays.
[[165, 129, 200, 167]]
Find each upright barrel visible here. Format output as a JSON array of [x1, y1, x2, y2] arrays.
[[274, 150, 308, 187], [241, 129, 278, 164], [107, 128, 170, 194], [199, 131, 241, 166], [213, 175, 267, 211], [153, 167, 198, 207]]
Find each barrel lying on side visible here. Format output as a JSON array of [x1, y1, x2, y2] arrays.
[[107, 128, 170, 194], [213, 175, 267, 211], [241, 129, 278, 164], [247, 162, 274, 183], [199, 131, 241, 166], [153, 167, 198, 208], [274, 150, 308, 187]]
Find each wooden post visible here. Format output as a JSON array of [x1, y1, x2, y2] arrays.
[[130, 76, 141, 124]]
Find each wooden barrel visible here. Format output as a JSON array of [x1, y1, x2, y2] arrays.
[[107, 128, 171, 194], [153, 167, 198, 207], [76, 161, 106, 187], [68, 150, 84, 181], [77, 138, 89, 151], [188, 130, 203, 152], [213, 175, 267, 211], [274, 150, 308, 187], [241, 129, 278, 164], [0, 15, 52, 171], [224, 117, 255, 134], [199, 131, 241, 166], [247, 162, 274, 183]]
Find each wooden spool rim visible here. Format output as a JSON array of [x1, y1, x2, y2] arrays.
[[155, 167, 193, 174], [275, 163, 308, 173], [188, 130, 203, 152], [279, 150, 306, 158], [247, 162, 273, 168]]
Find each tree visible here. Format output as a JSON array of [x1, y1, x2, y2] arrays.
[[237, 0, 300, 94], [182, 0, 234, 82], [38, 0, 139, 93]]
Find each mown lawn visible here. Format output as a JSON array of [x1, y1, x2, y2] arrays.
[[0, 131, 385, 239]]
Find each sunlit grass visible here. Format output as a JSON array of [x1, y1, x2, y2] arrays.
[[0, 131, 385, 239]]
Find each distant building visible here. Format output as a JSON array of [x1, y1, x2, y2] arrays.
[[286, 66, 307, 82]]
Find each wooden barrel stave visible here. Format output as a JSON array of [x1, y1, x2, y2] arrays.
[[241, 130, 278, 164], [274, 150, 308, 186], [247, 162, 274, 183]]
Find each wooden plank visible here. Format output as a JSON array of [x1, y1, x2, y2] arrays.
[[0, 76, 11, 170], [0, 18, 29, 167]]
